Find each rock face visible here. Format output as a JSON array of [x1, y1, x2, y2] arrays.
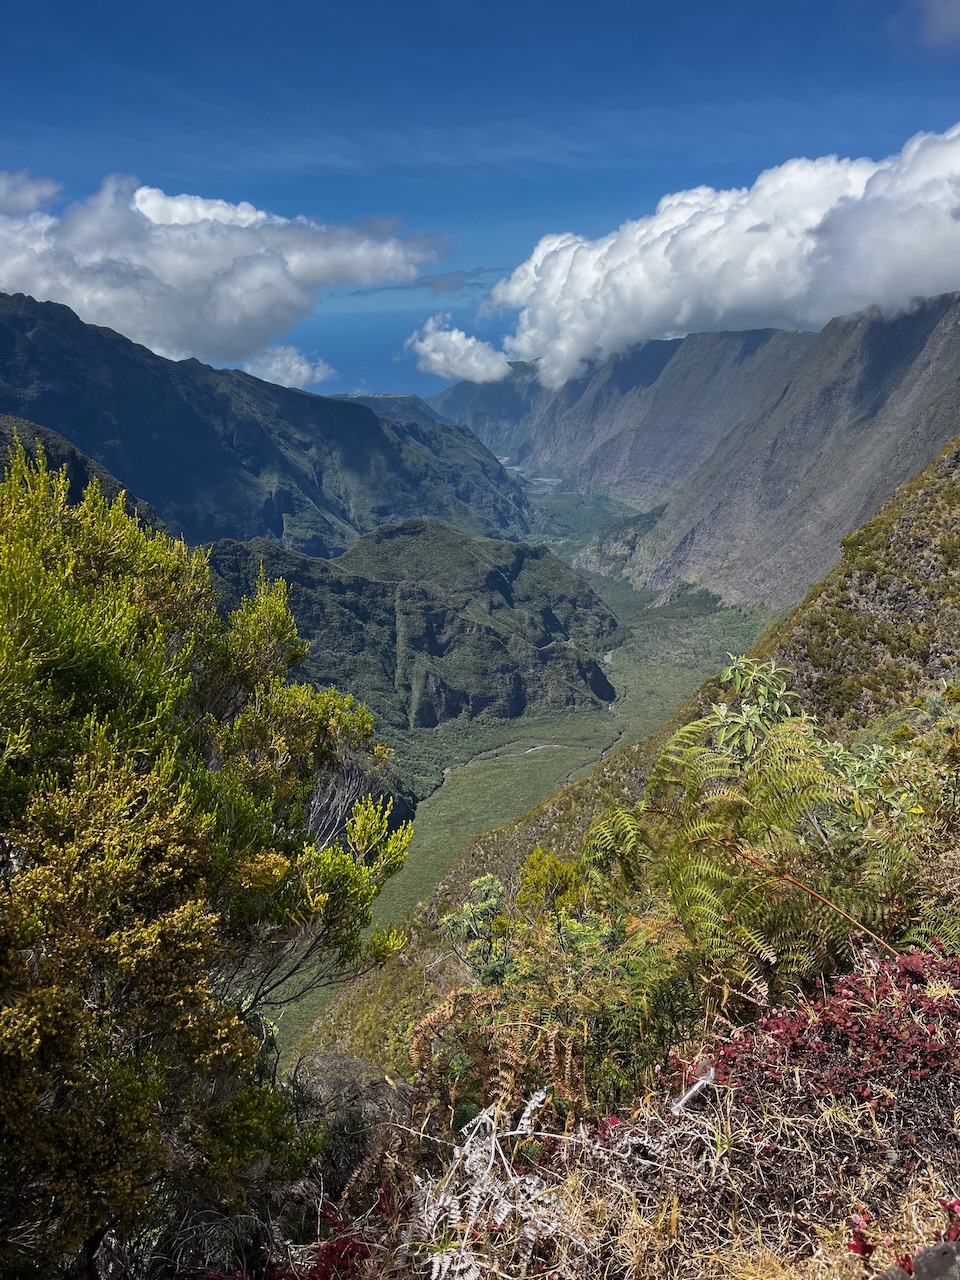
[[578, 294, 960, 604], [430, 328, 817, 507], [0, 292, 536, 554], [209, 518, 621, 738], [876, 1240, 960, 1279]]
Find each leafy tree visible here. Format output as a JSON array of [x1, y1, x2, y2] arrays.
[[0, 447, 409, 1275]]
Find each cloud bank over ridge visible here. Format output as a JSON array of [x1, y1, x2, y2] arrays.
[[0, 175, 432, 382], [411, 122, 960, 389]]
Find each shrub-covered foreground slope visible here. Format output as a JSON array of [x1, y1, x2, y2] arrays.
[[765, 435, 960, 728], [308, 427, 960, 1068], [298, 432, 960, 1280]]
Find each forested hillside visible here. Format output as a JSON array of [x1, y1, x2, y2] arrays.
[[209, 520, 621, 799], [0, 413, 162, 527]]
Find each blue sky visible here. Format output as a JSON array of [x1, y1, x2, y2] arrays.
[[3, 0, 960, 394]]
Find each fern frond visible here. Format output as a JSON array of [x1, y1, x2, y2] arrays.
[[586, 803, 650, 866]]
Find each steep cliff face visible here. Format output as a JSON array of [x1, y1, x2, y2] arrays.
[[579, 294, 960, 605], [570, 330, 818, 507], [0, 292, 536, 554], [430, 328, 816, 506]]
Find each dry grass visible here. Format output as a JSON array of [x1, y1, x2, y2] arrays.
[[285, 955, 960, 1279], [332, 1087, 960, 1279]]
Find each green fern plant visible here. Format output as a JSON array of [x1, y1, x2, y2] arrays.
[[588, 657, 928, 1003], [414, 663, 960, 1118]]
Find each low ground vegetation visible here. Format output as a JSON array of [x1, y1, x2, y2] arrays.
[[203, 950, 960, 1280]]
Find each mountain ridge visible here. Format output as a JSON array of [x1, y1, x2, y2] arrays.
[[432, 295, 960, 605], [430, 327, 817, 506], [0, 292, 536, 554]]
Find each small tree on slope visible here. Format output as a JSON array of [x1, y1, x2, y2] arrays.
[[0, 447, 409, 1276]]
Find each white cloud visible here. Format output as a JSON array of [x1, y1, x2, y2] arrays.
[[916, 0, 960, 44], [0, 173, 433, 364], [405, 313, 511, 382], [0, 171, 60, 215], [438, 122, 960, 389], [242, 344, 336, 388]]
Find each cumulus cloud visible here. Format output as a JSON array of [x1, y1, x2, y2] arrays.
[[916, 0, 960, 44], [436, 122, 960, 389], [0, 171, 60, 215], [405, 313, 511, 382], [242, 344, 336, 388], [0, 174, 432, 364]]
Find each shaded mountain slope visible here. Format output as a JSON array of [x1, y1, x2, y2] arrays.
[[330, 394, 453, 431], [0, 413, 162, 528], [209, 519, 620, 742], [0, 292, 534, 554], [580, 294, 960, 605], [429, 363, 563, 462]]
